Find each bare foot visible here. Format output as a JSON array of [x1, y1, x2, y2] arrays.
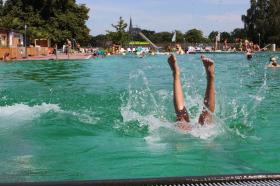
[[201, 55, 215, 79], [168, 54, 180, 75]]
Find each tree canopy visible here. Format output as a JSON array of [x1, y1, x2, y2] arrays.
[[0, 0, 91, 46], [107, 17, 129, 46], [185, 29, 205, 43], [242, 0, 280, 45]]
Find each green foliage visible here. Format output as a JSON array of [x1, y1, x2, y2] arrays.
[[111, 16, 127, 32], [231, 28, 247, 40], [140, 29, 155, 39], [266, 0, 280, 44], [131, 29, 155, 42], [0, 0, 3, 16], [0, 0, 91, 46], [220, 32, 232, 42], [242, 0, 280, 45], [90, 34, 108, 47], [174, 30, 184, 43], [153, 32, 173, 43], [107, 17, 129, 46], [91, 17, 249, 47], [208, 31, 219, 42], [184, 29, 205, 43]]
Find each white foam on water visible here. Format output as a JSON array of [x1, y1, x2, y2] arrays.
[[121, 105, 174, 132], [67, 110, 100, 125], [189, 120, 224, 140], [0, 103, 61, 131], [121, 103, 224, 144], [120, 69, 225, 148], [121, 107, 176, 152], [0, 102, 100, 132], [0, 103, 61, 121]]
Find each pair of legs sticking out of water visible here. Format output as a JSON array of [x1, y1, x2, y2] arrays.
[[168, 54, 215, 131]]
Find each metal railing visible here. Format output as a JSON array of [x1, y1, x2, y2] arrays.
[[1, 173, 280, 186]]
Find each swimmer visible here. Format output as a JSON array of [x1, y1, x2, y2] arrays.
[[267, 56, 280, 68], [246, 49, 253, 60], [168, 54, 215, 131], [2, 52, 11, 62]]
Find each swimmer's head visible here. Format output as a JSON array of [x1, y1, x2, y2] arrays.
[[270, 57, 278, 66], [270, 56, 277, 62]]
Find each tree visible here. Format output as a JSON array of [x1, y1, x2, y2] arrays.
[[111, 16, 127, 32], [208, 31, 219, 42], [174, 30, 184, 43], [185, 29, 205, 43], [220, 32, 232, 42], [266, 0, 280, 44], [131, 29, 155, 42], [241, 0, 280, 45], [153, 32, 173, 43], [107, 17, 129, 46], [231, 28, 247, 40], [141, 29, 155, 38], [0, 0, 3, 16], [242, 0, 258, 41], [0, 0, 91, 46], [90, 34, 109, 47]]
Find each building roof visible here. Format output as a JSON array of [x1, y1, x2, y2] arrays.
[[128, 18, 141, 35]]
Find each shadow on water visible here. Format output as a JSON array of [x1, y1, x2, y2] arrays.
[[10, 60, 87, 85]]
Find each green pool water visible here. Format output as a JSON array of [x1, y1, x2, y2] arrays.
[[0, 53, 279, 182]]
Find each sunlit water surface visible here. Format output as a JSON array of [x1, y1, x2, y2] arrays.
[[0, 53, 279, 182]]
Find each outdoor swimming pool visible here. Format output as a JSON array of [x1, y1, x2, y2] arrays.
[[0, 53, 279, 182]]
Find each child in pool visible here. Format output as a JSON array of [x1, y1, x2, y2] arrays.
[[168, 54, 215, 131]]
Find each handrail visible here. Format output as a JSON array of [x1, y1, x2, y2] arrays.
[[1, 173, 280, 186]]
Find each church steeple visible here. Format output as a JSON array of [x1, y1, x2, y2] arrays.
[[129, 17, 133, 33]]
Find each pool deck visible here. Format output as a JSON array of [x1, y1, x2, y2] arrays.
[[14, 53, 92, 61]]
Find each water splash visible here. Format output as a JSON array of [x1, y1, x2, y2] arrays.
[[63, 109, 100, 125], [120, 69, 224, 142], [0, 103, 61, 121], [0, 103, 61, 131], [218, 58, 269, 139], [0, 102, 100, 132]]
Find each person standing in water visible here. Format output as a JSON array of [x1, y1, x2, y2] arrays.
[[168, 54, 215, 131], [267, 56, 280, 68]]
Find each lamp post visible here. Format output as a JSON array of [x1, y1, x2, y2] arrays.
[[258, 33, 261, 47], [24, 24, 27, 58]]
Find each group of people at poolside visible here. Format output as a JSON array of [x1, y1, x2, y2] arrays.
[[236, 39, 261, 52]]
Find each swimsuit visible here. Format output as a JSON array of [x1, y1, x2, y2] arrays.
[[176, 106, 190, 122]]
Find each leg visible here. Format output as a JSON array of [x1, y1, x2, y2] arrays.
[[199, 55, 215, 125], [168, 55, 190, 129]]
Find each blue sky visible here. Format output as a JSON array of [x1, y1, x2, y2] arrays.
[[76, 0, 250, 36]]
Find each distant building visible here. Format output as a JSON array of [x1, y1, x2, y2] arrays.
[[128, 17, 141, 36], [34, 39, 50, 47], [0, 28, 24, 48]]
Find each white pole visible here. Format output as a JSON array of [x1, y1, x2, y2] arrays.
[[24, 24, 27, 58], [55, 44, 58, 60], [272, 44, 276, 52]]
